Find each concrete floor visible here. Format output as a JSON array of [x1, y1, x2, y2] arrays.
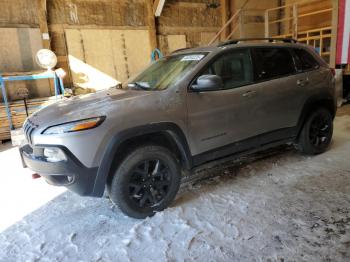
[[0, 105, 349, 262]]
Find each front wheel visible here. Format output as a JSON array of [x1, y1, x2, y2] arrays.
[[108, 145, 181, 219], [298, 108, 333, 155]]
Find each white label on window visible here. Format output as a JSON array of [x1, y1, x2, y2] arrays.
[[181, 55, 204, 61]]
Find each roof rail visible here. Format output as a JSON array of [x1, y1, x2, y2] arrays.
[[218, 38, 298, 47]]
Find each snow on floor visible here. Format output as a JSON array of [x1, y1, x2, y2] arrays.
[[0, 115, 350, 262]]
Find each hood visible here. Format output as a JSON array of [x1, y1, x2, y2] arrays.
[[29, 88, 153, 127]]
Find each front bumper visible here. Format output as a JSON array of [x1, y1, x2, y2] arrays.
[[20, 144, 99, 196]]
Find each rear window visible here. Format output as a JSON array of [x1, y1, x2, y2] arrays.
[[252, 47, 296, 81], [293, 48, 320, 72]]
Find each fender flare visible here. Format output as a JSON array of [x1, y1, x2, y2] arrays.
[[90, 122, 192, 197], [296, 92, 336, 136]]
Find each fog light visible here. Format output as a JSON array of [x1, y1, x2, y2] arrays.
[[44, 147, 67, 162]]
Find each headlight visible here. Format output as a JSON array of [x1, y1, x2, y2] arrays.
[[43, 117, 105, 135]]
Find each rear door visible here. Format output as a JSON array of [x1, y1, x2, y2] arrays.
[[291, 47, 329, 109], [250, 47, 305, 134]]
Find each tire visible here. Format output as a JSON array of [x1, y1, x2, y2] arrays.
[[298, 108, 333, 155], [108, 145, 181, 219]]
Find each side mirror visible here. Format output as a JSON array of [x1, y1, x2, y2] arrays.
[[191, 74, 223, 92]]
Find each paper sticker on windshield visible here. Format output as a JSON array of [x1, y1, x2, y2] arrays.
[[181, 55, 205, 61]]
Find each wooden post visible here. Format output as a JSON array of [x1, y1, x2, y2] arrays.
[[146, 0, 157, 51], [330, 0, 339, 68], [292, 4, 298, 39], [221, 0, 230, 40], [265, 10, 269, 38], [154, 0, 166, 17], [239, 11, 244, 38], [36, 0, 50, 49]]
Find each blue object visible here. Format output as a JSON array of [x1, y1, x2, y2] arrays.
[[151, 49, 163, 62], [0, 71, 64, 130]]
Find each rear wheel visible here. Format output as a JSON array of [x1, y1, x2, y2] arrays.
[[298, 108, 333, 155], [108, 145, 181, 219]]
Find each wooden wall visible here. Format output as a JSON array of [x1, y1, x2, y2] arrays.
[[230, 0, 280, 38], [47, 0, 151, 91], [0, 0, 52, 101], [284, 0, 332, 32], [157, 0, 222, 54], [0, 0, 39, 27], [0, 0, 224, 94], [4, 0, 323, 95]]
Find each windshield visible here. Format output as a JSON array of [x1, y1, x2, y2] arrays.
[[123, 53, 207, 91]]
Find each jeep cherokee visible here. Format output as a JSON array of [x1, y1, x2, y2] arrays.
[[20, 38, 336, 218]]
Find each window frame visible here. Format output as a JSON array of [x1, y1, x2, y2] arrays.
[[188, 47, 255, 92], [290, 47, 321, 73], [250, 46, 299, 83]]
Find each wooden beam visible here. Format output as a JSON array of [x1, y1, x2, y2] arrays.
[[330, 0, 339, 68], [36, 0, 50, 49], [265, 10, 269, 38], [147, 0, 157, 50], [220, 0, 230, 40], [292, 4, 298, 39], [154, 0, 166, 17]]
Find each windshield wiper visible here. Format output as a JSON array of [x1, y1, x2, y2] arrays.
[[128, 82, 151, 90]]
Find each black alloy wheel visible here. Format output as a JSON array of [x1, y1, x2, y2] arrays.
[[128, 159, 171, 208], [298, 108, 333, 155], [309, 114, 332, 148], [108, 145, 181, 219]]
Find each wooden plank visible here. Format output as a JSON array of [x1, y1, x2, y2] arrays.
[[49, 24, 149, 31], [265, 0, 328, 12], [36, 0, 50, 49], [265, 10, 269, 37], [0, 23, 39, 28], [65, 29, 119, 91], [154, 0, 166, 17], [157, 26, 219, 33], [147, 0, 157, 51], [292, 4, 298, 39], [118, 30, 152, 78], [0, 96, 58, 141], [298, 8, 332, 19], [220, 0, 230, 40], [65, 29, 152, 90], [330, 0, 339, 68]]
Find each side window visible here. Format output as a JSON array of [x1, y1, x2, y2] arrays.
[[252, 48, 296, 81], [200, 49, 253, 89], [293, 48, 320, 72]]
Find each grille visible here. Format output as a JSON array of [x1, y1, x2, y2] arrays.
[[23, 119, 37, 145]]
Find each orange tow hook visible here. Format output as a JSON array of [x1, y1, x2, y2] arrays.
[[32, 173, 41, 179]]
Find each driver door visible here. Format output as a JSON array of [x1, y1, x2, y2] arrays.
[[186, 48, 257, 156]]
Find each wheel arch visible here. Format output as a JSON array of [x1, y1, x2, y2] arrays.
[[297, 94, 336, 137], [91, 122, 192, 197]]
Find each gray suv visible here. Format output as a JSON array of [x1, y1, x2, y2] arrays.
[[20, 38, 336, 218]]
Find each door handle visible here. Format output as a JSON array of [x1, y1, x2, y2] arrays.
[[242, 90, 257, 97], [297, 80, 304, 86], [297, 78, 309, 87]]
